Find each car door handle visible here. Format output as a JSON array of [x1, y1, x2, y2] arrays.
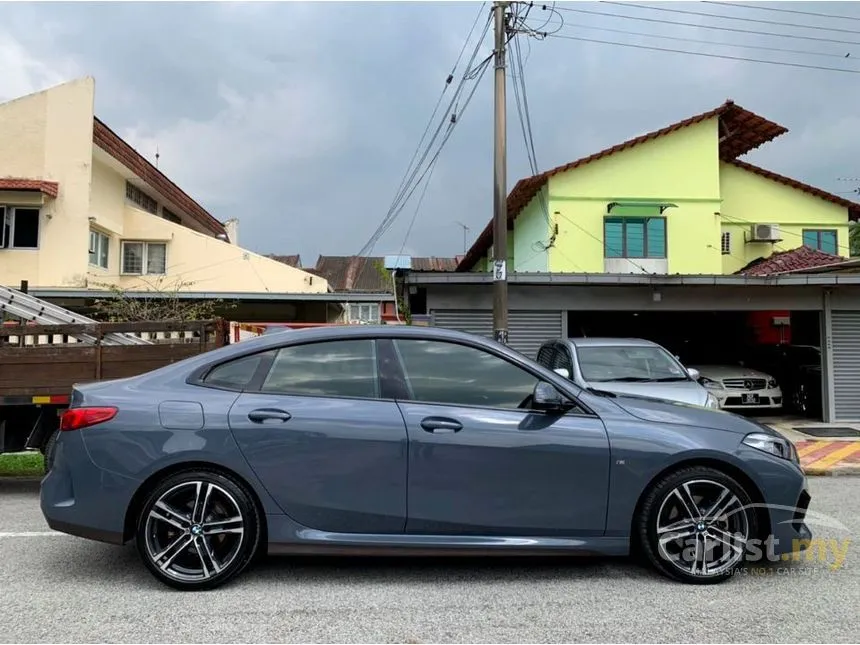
[[247, 409, 292, 423], [420, 417, 462, 433]]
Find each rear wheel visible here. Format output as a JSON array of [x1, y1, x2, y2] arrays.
[[636, 466, 759, 584], [135, 470, 261, 591]]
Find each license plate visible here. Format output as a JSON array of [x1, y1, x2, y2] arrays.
[[742, 393, 760, 405]]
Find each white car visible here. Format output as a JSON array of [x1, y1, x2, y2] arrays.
[[688, 364, 783, 411]]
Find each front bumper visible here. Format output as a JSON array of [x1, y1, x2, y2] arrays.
[[740, 447, 813, 562], [40, 430, 139, 545], [711, 387, 783, 410]]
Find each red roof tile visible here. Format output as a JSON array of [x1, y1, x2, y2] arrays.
[[456, 99, 788, 271], [92, 118, 227, 239], [313, 255, 459, 292], [0, 178, 59, 198], [267, 254, 302, 267], [737, 245, 846, 276]]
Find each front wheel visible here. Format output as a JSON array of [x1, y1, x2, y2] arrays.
[[636, 466, 759, 584], [136, 470, 262, 591]]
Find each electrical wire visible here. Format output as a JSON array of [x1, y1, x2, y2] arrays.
[[353, 7, 493, 269], [535, 18, 856, 60], [544, 31, 860, 75], [702, 1, 860, 23], [601, 1, 860, 36], [549, 3, 860, 47]]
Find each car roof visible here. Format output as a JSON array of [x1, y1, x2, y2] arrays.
[[558, 337, 664, 348]]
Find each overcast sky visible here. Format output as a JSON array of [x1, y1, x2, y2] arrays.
[[2, 1, 860, 266]]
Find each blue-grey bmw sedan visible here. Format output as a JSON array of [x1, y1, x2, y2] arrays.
[[41, 325, 812, 590]]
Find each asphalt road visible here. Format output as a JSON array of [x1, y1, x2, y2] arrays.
[[1, 477, 858, 644]]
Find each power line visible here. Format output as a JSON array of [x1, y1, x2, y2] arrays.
[[550, 3, 860, 47], [701, 1, 860, 23], [601, 1, 860, 36], [545, 31, 860, 75], [537, 17, 856, 60], [354, 9, 493, 263]]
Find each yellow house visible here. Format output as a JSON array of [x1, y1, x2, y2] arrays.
[[458, 100, 860, 275], [0, 77, 327, 295]]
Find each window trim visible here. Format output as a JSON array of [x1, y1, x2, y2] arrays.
[[801, 228, 838, 254], [1, 205, 41, 250], [389, 337, 595, 417], [120, 240, 168, 275], [190, 339, 387, 402], [88, 228, 110, 269], [348, 302, 381, 324], [603, 216, 667, 259]]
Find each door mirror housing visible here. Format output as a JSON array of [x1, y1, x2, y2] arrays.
[[553, 367, 570, 379], [533, 381, 569, 411], [685, 367, 700, 381]]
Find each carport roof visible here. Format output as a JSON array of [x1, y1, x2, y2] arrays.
[[737, 245, 848, 276]]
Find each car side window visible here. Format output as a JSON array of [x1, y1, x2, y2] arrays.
[[202, 351, 275, 390], [260, 339, 379, 399], [393, 339, 541, 410]]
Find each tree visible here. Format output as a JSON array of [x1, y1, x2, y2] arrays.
[[89, 276, 235, 322], [851, 223, 860, 257]]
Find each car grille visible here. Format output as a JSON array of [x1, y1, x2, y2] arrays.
[[723, 378, 767, 390]]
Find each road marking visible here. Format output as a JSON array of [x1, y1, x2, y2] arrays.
[[0, 531, 65, 538]]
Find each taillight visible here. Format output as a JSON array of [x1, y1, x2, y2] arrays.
[[60, 406, 118, 431]]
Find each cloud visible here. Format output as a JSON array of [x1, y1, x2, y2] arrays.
[[121, 77, 348, 208], [0, 28, 81, 101]]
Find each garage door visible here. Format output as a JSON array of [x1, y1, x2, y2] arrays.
[[430, 309, 563, 360], [831, 310, 860, 420]]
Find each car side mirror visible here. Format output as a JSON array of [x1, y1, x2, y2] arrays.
[[533, 381, 569, 411], [553, 367, 570, 379], [685, 367, 700, 381]]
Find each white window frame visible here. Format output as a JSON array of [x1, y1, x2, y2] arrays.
[[348, 303, 380, 324], [88, 228, 110, 269], [720, 231, 731, 255], [121, 241, 167, 275], [0, 205, 41, 250]]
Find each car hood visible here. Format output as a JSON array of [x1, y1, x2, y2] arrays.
[[688, 364, 773, 380], [602, 391, 776, 436], [583, 379, 707, 407]]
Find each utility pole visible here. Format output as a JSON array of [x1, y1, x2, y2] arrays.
[[492, 1, 509, 345]]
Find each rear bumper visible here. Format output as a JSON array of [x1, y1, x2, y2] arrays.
[[40, 430, 137, 546]]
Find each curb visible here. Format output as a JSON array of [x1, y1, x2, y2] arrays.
[[796, 439, 860, 477]]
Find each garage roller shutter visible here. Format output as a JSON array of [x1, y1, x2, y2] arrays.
[[430, 309, 563, 360], [832, 311, 860, 420]]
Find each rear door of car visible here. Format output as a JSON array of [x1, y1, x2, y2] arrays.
[[225, 338, 409, 534]]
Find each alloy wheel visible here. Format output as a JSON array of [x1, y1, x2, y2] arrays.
[[142, 480, 246, 583], [655, 479, 750, 577]]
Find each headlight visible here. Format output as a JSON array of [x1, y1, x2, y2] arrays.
[[704, 392, 720, 409], [743, 432, 798, 463], [767, 378, 777, 389], [700, 377, 721, 389]]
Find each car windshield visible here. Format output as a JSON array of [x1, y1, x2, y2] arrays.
[[576, 345, 690, 383]]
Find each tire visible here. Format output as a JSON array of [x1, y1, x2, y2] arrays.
[[42, 428, 59, 473], [636, 465, 759, 585], [135, 469, 262, 591]]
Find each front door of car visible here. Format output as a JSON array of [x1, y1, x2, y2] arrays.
[[386, 338, 611, 537], [226, 338, 408, 534]]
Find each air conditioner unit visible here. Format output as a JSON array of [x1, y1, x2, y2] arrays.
[[748, 223, 781, 243]]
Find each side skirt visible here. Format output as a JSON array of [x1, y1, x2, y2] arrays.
[[265, 520, 629, 557]]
